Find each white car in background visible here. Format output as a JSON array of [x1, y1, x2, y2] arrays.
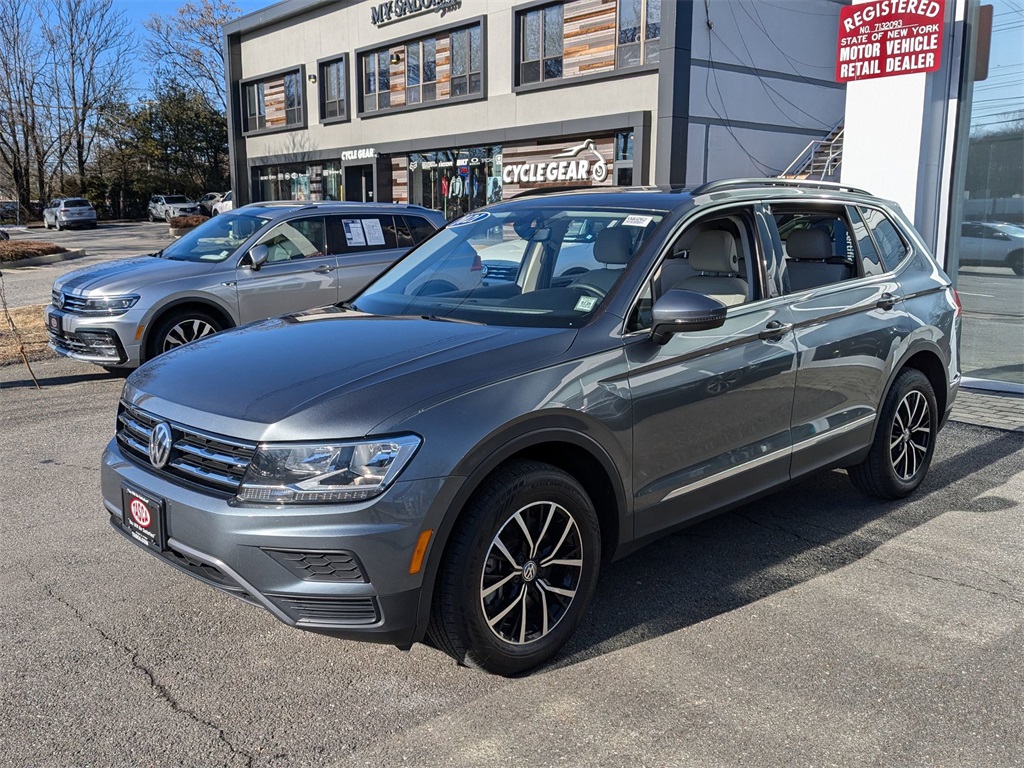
[[959, 221, 1024, 276], [43, 198, 98, 230], [212, 191, 234, 216]]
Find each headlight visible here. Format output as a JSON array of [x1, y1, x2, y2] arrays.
[[236, 435, 421, 504], [79, 295, 140, 314]]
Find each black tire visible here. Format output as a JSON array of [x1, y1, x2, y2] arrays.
[[427, 460, 601, 676], [1009, 250, 1024, 277], [849, 368, 938, 499], [145, 310, 223, 361], [148, 211, 155, 222]]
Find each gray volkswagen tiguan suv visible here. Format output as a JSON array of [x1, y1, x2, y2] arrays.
[[102, 180, 961, 675], [47, 202, 445, 368]]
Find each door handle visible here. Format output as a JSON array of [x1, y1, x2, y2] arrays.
[[876, 292, 898, 311], [758, 321, 793, 341], [313, 264, 336, 274]]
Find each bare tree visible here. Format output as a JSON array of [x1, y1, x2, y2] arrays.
[[0, 0, 69, 213], [143, 0, 241, 113], [42, 0, 134, 194]]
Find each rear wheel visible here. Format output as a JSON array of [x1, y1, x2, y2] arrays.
[[849, 368, 937, 499], [146, 311, 223, 360], [428, 461, 601, 676], [1009, 250, 1024, 277]]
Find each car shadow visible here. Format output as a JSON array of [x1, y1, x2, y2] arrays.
[[545, 427, 1024, 673]]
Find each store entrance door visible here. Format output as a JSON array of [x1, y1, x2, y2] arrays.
[[344, 165, 374, 202]]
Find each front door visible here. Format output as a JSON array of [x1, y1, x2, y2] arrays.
[[344, 165, 374, 202], [235, 216, 341, 324], [626, 205, 798, 539]]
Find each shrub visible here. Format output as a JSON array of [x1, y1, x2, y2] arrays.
[[0, 241, 67, 263], [169, 215, 207, 229]]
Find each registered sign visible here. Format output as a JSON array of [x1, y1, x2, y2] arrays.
[[836, 0, 945, 82]]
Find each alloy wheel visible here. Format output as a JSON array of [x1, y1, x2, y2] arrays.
[[161, 318, 218, 352], [480, 501, 584, 645], [889, 390, 931, 481]]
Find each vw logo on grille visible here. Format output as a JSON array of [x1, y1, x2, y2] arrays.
[[55, 292, 65, 309], [148, 421, 173, 469]]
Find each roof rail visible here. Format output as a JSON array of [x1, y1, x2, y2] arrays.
[[690, 178, 872, 197]]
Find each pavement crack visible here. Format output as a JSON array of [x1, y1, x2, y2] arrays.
[[867, 557, 1024, 607], [25, 568, 256, 768]]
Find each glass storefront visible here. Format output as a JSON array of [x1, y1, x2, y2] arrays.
[[953, 0, 1024, 385], [408, 146, 502, 220], [253, 161, 345, 202]]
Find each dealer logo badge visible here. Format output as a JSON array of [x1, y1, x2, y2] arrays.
[[129, 498, 151, 528], [148, 421, 173, 469]]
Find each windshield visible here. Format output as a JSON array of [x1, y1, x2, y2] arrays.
[[165, 195, 190, 204], [352, 206, 664, 328], [160, 211, 271, 262]]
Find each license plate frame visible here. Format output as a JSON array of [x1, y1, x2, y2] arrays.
[[121, 485, 167, 552], [46, 309, 63, 334]]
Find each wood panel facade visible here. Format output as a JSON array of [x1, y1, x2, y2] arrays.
[[562, 0, 618, 78]]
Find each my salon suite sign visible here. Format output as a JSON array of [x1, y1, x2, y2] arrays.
[[370, 0, 462, 26]]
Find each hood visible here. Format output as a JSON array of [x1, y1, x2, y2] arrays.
[[54, 256, 218, 297], [125, 308, 577, 441]]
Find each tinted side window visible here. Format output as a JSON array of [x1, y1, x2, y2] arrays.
[[847, 206, 885, 277], [327, 214, 398, 254], [772, 205, 857, 293], [404, 215, 436, 245], [257, 217, 326, 262], [859, 207, 907, 271]]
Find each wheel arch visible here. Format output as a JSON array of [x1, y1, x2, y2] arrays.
[[878, 341, 950, 438], [141, 297, 236, 361], [410, 426, 629, 645]]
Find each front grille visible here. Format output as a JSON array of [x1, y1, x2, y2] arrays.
[[264, 549, 367, 583], [117, 402, 257, 495], [270, 594, 380, 625], [483, 263, 519, 282]]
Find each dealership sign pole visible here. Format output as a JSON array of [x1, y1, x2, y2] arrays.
[[836, 0, 946, 82]]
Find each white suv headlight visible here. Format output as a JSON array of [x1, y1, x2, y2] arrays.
[[236, 435, 421, 504]]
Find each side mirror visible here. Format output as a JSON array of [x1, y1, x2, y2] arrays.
[[651, 289, 728, 345], [245, 244, 270, 271]]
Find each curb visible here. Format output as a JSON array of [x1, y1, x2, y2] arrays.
[[0, 249, 87, 269]]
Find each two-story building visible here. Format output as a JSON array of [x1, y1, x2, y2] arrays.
[[224, 0, 847, 215]]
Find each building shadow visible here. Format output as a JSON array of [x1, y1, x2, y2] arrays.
[[546, 428, 1024, 673]]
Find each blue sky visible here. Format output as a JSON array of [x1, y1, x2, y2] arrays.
[[972, 0, 1024, 133]]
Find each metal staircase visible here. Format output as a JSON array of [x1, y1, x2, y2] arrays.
[[780, 122, 845, 181]]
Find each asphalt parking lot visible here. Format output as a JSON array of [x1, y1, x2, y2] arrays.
[[1, 357, 1021, 767]]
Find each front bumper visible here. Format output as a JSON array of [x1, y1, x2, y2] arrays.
[[101, 438, 461, 647], [45, 306, 143, 367]]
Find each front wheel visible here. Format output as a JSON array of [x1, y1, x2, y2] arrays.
[[849, 368, 938, 499], [146, 311, 223, 360], [428, 461, 601, 676]]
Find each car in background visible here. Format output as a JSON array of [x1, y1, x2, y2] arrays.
[[959, 221, 1024, 275], [148, 195, 201, 223], [197, 193, 223, 216], [46, 202, 445, 368], [98, 180, 960, 675], [43, 198, 98, 230], [212, 191, 233, 216]]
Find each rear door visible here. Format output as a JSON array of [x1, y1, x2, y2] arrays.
[[327, 213, 418, 300], [235, 215, 340, 323], [768, 201, 914, 476], [625, 204, 798, 538]]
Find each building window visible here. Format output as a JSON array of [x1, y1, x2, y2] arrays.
[[614, 130, 634, 185], [520, 4, 563, 85], [617, 0, 661, 68], [405, 38, 438, 104], [320, 58, 348, 120], [450, 25, 483, 96], [361, 22, 481, 114], [243, 70, 303, 133], [362, 50, 391, 112]]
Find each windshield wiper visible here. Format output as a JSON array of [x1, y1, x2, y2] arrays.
[[420, 314, 485, 326]]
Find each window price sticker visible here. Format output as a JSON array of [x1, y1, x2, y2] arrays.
[[623, 215, 653, 227]]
